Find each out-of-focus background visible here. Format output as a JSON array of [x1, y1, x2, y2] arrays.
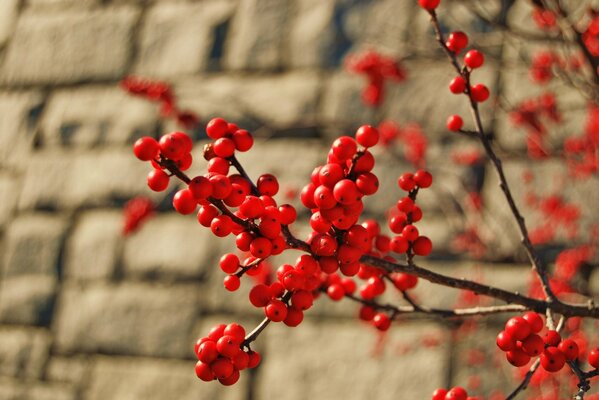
[[0, 0, 598, 399]]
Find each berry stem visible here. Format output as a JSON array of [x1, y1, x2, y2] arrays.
[[229, 154, 261, 196]]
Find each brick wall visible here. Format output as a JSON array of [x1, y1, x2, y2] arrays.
[[0, 1, 597, 399]]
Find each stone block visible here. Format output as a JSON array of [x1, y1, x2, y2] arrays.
[[224, 0, 289, 70], [46, 356, 91, 385], [53, 282, 202, 358], [0, 327, 51, 379], [40, 86, 157, 148], [288, 0, 336, 68], [86, 356, 246, 400], [64, 210, 122, 281], [0, 0, 19, 47], [135, 1, 235, 77], [0, 275, 57, 325], [123, 213, 216, 280], [0, 174, 19, 230], [1, 7, 140, 84]]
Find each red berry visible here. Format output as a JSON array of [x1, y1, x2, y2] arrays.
[[214, 137, 236, 158], [134, 137, 160, 161], [211, 358, 234, 380], [412, 236, 432, 256], [208, 324, 226, 341], [418, 0, 440, 10], [284, 308, 304, 327], [333, 179, 361, 205], [373, 312, 391, 331], [506, 349, 531, 367], [197, 340, 219, 364], [331, 136, 358, 160], [445, 387, 468, 400], [397, 197, 414, 213], [219, 368, 240, 386], [521, 334, 544, 357], [223, 275, 240, 291], [216, 335, 240, 358], [464, 50, 484, 69], [589, 347, 599, 368], [219, 253, 240, 274], [265, 299, 288, 322], [544, 330, 561, 346], [159, 133, 187, 161], [447, 115, 463, 131], [239, 196, 264, 219], [248, 351, 261, 368], [432, 388, 448, 400], [207, 157, 230, 175], [195, 361, 215, 382], [223, 323, 246, 343], [414, 170, 433, 188], [206, 117, 228, 139], [291, 290, 314, 310], [147, 169, 170, 192], [391, 235, 409, 253], [356, 172, 379, 195], [558, 339, 579, 361], [540, 347, 566, 372], [232, 350, 249, 370], [505, 317, 532, 341], [189, 176, 213, 199], [211, 215, 233, 237], [250, 237, 272, 258], [470, 84, 489, 102], [249, 284, 271, 307], [496, 331, 516, 352], [173, 189, 197, 215], [355, 125, 379, 148], [257, 174, 279, 196], [446, 31, 468, 53], [449, 76, 466, 94], [232, 129, 253, 152], [278, 204, 297, 225], [522, 312, 544, 333], [327, 284, 345, 301], [402, 224, 419, 241], [398, 173, 416, 191]]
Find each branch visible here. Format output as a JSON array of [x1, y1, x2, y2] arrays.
[[505, 359, 541, 400]]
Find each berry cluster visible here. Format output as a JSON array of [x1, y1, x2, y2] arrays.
[[442, 32, 490, 133], [432, 386, 479, 400], [377, 121, 428, 168], [194, 323, 260, 385], [121, 76, 200, 130], [496, 312, 581, 372], [345, 50, 407, 107]]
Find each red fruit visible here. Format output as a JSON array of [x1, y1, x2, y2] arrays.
[[223, 275, 240, 291], [173, 189, 197, 215], [209, 174, 232, 199], [391, 235, 409, 254], [496, 331, 515, 352], [333, 179, 361, 205], [356, 172, 379, 195], [223, 323, 246, 343], [432, 388, 448, 400], [327, 284, 345, 301], [147, 169, 169, 192], [284, 308, 304, 327], [397, 197, 414, 213], [445, 387, 468, 400], [314, 185, 337, 210], [331, 136, 358, 160], [249, 284, 271, 307], [197, 340, 219, 364], [176, 152, 193, 171], [134, 137, 160, 161], [213, 137, 236, 158], [207, 157, 230, 175], [239, 196, 264, 219], [248, 351, 261, 368], [355, 125, 379, 148], [291, 290, 314, 310], [540, 347, 566, 372], [522, 312, 544, 333], [449, 76, 466, 94], [464, 50, 484, 69], [208, 324, 226, 341], [216, 335, 240, 358], [195, 361, 215, 382], [446, 31, 468, 53], [447, 115, 463, 131], [470, 84, 490, 102], [159, 133, 187, 161], [506, 349, 531, 367], [373, 313, 391, 331], [198, 205, 219, 227], [206, 117, 228, 139], [257, 174, 279, 196], [359, 305, 375, 321], [189, 176, 213, 199], [310, 233, 338, 256], [211, 215, 233, 237], [521, 334, 544, 357], [232, 351, 249, 370], [418, 0, 440, 11], [505, 317, 532, 341], [319, 163, 344, 188], [402, 224, 419, 241], [219, 368, 240, 386], [398, 173, 416, 191], [219, 253, 240, 274], [265, 299, 288, 322], [414, 170, 433, 188], [544, 330, 561, 346], [278, 204, 297, 225], [211, 358, 234, 380], [589, 348, 599, 368], [558, 339, 579, 361], [232, 129, 253, 152], [412, 236, 432, 256]]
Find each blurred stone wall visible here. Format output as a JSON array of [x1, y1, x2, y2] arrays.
[[0, 0, 598, 399]]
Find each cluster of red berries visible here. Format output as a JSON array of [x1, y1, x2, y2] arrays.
[[564, 104, 599, 178], [442, 32, 489, 133], [194, 323, 260, 385], [496, 312, 581, 372], [345, 50, 407, 107], [432, 386, 479, 400], [531, 6, 557, 31], [583, 13, 599, 57], [376, 121, 429, 168], [121, 76, 200, 130], [122, 196, 154, 235]]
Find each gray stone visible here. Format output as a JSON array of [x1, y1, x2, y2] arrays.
[[64, 210, 122, 281], [40, 86, 157, 148], [1, 7, 140, 85], [123, 214, 216, 280], [0, 91, 44, 169], [86, 356, 246, 400], [3, 214, 68, 277], [53, 282, 202, 358], [18, 149, 153, 211], [0, 327, 51, 379], [0, 275, 57, 325], [288, 0, 336, 68], [256, 319, 446, 399], [134, 1, 235, 77], [0, 0, 19, 47], [224, 0, 289, 70], [320, 71, 376, 126]]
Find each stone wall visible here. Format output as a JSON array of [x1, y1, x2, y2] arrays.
[[0, 1, 597, 399]]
